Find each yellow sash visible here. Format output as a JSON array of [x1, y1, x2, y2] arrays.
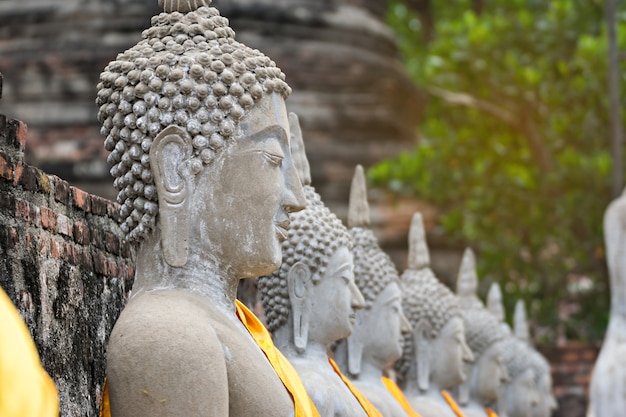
[[0, 288, 59, 417], [235, 300, 321, 417], [327, 357, 383, 417], [485, 407, 499, 417], [381, 376, 423, 417], [441, 390, 466, 417]]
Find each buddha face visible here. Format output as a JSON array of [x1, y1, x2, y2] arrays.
[[430, 316, 474, 389], [506, 368, 538, 417], [191, 93, 306, 278], [308, 246, 364, 345], [473, 341, 508, 402], [534, 373, 557, 417], [362, 281, 411, 367]]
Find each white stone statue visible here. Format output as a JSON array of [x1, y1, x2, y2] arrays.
[[513, 301, 557, 417], [258, 116, 382, 417], [500, 337, 539, 417], [486, 283, 512, 337], [96, 1, 324, 416], [334, 166, 417, 417], [396, 212, 474, 417], [588, 190, 626, 417], [486, 284, 553, 417], [455, 249, 509, 417]]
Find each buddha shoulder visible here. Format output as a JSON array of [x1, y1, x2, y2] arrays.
[[106, 291, 229, 416]]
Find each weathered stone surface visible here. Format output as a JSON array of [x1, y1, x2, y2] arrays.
[[0, 113, 134, 417]]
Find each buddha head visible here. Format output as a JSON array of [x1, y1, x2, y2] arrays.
[[96, 0, 305, 278], [397, 213, 473, 392], [258, 115, 364, 351], [337, 165, 411, 376], [456, 249, 508, 405], [513, 300, 556, 417], [502, 338, 539, 417], [528, 350, 557, 417]]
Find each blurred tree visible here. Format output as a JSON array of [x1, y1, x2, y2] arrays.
[[371, 0, 625, 342]]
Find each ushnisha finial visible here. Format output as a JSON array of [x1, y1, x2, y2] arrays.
[[407, 212, 430, 270], [348, 165, 370, 228], [514, 299, 530, 343], [159, 0, 212, 13], [289, 113, 311, 186], [486, 282, 505, 323], [456, 247, 478, 299]]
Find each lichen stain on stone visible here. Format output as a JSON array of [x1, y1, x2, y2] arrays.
[[38, 173, 51, 194]]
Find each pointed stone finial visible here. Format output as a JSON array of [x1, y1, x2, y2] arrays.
[[514, 299, 530, 343], [289, 113, 311, 186], [456, 247, 478, 299], [487, 282, 505, 323], [407, 212, 430, 270], [348, 165, 370, 228], [159, 0, 212, 12]]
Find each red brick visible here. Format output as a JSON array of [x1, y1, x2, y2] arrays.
[[71, 186, 91, 212], [73, 221, 90, 245], [16, 199, 31, 222], [93, 252, 108, 275], [56, 214, 73, 237], [37, 235, 49, 257], [41, 207, 57, 230], [107, 201, 121, 222], [62, 241, 77, 263], [91, 195, 108, 216], [54, 178, 69, 204], [50, 239, 60, 258], [15, 121, 27, 151], [106, 260, 119, 277], [104, 231, 120, 255], [0, 151, 13, 181]]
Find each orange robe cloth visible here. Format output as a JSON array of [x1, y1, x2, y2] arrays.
[[381, 376, 423, 417], [328, 357, 383, 417], [235, 300, 321, 417], [441, 390, 467, 417], [0, 287, 59, 417], [485, 407, 499, 417], [101, 300, 320, 417]]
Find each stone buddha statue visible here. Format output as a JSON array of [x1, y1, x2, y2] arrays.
[[455, 249, 509, 417], [486, 283, 512, 337], [512, 301, 557, 417], [333, 166, 416, 417], [396, 212, 474, 417], [485, 285, 544, 417], [589, 189, 626, 417], [96, 1, 324, 416], [257, 115, 382, 417], [500, 338, 538, 417]]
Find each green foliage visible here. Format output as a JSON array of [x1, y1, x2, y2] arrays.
[[372, 0, 625, 341]]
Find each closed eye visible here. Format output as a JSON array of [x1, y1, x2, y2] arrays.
[[262, 151, 283, 167]]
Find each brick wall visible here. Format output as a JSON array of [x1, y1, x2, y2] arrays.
[[538, 343, 600, 417], [0, 113, 134, 417]]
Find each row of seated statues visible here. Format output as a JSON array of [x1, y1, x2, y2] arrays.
[[96, 1, 558, 416]]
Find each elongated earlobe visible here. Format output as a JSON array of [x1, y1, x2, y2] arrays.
[[287, 262, 312, 353], [150, 125, 194, 267], [347, 313, 364, 376], [414, 319, 432, 392]]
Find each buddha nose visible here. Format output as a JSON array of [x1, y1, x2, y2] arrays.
[[461, 338, 474, 363], [282, 158, 306, 214], [400, 311, 412, 334], [350, 280, 365, 311], [499, 359, 510, 383]]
